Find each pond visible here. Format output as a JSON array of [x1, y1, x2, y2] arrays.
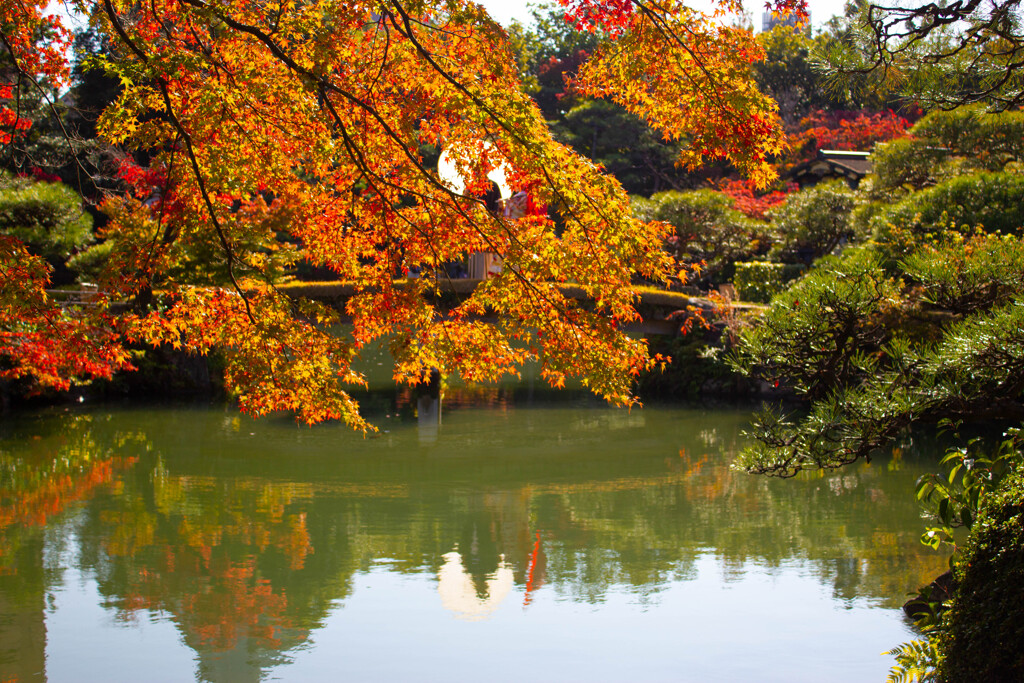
[[0, 393, 946, 682]]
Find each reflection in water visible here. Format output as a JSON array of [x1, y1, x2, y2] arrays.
[[93, 473, 314, 662], [0, 414, 141, 683], [438, 550, 515, 621], [417, 395, 441, 444], [0, 401, 950, 681]]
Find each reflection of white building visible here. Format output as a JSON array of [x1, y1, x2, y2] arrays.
[[437, 550, 514, 621], [417, 395, 440, 444]]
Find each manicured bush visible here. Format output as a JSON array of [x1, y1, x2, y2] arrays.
[[869, 107, 1024, 200], [768, 180, 855, 263], [732, 261, 804, 303], [0, 173, 92, 258], [635, 189, 769, 286], [871, 171, 1024, 254]]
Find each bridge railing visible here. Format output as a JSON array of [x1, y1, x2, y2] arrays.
[[46, 285, 103, 308]]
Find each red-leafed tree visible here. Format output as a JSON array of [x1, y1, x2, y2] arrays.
[[1, 0, 804, 424], [716, 177, 795, 221], [792, 109, 914, 160]]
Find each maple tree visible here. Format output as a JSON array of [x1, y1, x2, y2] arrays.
[[715, 177, 792, 220], [1, 0, 801, 425], [790, 108, 913, 162]]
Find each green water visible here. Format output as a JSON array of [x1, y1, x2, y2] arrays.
[[0, 396, 947, 682]]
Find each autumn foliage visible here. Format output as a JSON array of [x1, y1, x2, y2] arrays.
[[792, 109, 914, 160], [716, 177, 795, 221], [0, 235, 133, 389], [0, 0, 801, 424]]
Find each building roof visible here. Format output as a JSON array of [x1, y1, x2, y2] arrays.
[[785, 150, 872, 188]]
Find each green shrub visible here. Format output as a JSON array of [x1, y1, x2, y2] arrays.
[[871, 171, 1024, 254], [901, 233, 1024, 314], [636, 189, 769, 285], [0, 173, 92, 259], [769, 180, 855, 263], [638, 334, 748, 398], [869, 107, 1024, 201], [869, 137, 952, 199], [732, 261, 804, 303], [912, 106, 1024, 168], [939, 465, 1024, 682], [731, 248, 899, 402], [66, 239, 113, 282]]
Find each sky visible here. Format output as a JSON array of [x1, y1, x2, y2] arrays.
[[478, 0, 852, 28], [50, 0, 851, 32]]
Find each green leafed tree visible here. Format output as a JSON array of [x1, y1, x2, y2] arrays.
[[822, 0, 1024, 111], [768, 179, 855, 263], [632, 188, 769, 285], [752, 26, 843, 128], [732, 107, 1024, 476]]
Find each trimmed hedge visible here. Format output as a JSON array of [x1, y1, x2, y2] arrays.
[[939, 466, 1024, 682], [732, 261, 804, 303], [0, 174, 92, 257], [872, 171, 1024, 252]]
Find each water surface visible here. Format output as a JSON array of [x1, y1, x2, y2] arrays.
[[0, 397, 946, 682]]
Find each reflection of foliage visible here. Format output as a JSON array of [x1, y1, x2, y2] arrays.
[[115, 549, 292, 653], [0, 455, 133, 535], [2, 405, 946, 676], [395, 384, 513, 411], [0, 414, 139, 573], [89, 470, 317, 654], [530, 444, 943, 607]]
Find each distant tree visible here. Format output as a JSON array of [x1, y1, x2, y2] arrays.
[[753, 26, 840, 127], [509, 4, 692, 194], [791, 108, 912, 161], [716, 177, 792, 221], [559, 99, 691, 194], [854, 107, 1024, 251], [507, 4, 599, 120]]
